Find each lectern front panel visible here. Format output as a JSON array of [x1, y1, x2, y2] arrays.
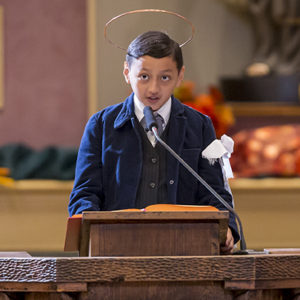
[[89, 222, 220, 256]]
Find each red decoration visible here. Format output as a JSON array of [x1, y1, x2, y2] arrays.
[[231, 125, 300, 177], [174, 81, 235, 138]]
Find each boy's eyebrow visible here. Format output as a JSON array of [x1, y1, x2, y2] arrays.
[[140, 67, 174, 73]]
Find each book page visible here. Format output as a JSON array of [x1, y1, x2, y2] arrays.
[[144, 204, 219, 212]]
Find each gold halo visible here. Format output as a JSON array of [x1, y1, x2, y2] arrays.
[[104, 9, 195, 51]]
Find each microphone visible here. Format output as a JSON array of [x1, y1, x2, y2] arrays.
[[143, 106, 248, 253], [143, 106, 158, 132]]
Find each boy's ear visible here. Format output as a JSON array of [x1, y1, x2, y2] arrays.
[[176, 66, 185, 87], [123, 61, 130, 84]]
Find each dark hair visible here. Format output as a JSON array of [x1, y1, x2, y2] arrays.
[[126, 31, 183, 72]]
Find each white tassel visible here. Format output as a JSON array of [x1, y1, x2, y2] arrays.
[[202, 134, 234, 179]]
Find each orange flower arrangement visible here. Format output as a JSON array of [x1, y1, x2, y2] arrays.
[[174, 81, 235, 138]]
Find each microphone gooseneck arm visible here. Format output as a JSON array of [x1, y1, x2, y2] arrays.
[[143, 106, 247, 251], [152, 127, 247, 251]]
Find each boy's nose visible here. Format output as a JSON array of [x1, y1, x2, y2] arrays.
[[148, 79, 159, 94]]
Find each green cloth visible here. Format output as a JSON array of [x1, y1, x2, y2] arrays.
[[0, 144, 78, 180]]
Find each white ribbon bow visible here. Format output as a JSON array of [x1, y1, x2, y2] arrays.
[[202, 134, 234, 179]]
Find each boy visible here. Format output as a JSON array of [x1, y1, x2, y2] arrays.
[[68, 31, 239, 253]]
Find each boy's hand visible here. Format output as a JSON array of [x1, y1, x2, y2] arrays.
[[221, 228, 234, 255]]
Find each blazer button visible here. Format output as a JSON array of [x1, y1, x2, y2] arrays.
[[149, 182, 156, 189], [151, 158, 157, 164], [169, 180, 174, 185]]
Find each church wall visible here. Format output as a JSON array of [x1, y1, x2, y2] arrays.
[[0, 0, 87, 149]]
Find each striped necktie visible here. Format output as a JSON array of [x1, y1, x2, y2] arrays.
[[154, 113, 165, 136]]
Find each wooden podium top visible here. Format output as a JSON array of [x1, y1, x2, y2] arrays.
[[65, 207, 229, 256], [82, 210, 227, 221]]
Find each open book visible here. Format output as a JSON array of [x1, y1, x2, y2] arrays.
[[117, 203, 219, 212]]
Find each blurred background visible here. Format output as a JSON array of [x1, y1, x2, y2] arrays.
[[0, 0, 299, 255]]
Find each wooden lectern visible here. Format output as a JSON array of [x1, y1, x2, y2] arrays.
[[65, 205, 229, 256]]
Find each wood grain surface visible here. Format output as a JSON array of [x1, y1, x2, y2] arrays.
[[0, 255, 299, 299]]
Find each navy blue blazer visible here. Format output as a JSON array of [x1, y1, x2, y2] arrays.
[[68, 93, 239, 242]]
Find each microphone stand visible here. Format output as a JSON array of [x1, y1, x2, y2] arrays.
[[152, 126, 248, 253]]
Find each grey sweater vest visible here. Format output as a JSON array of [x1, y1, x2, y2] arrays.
[[135, 119, 169, 209]]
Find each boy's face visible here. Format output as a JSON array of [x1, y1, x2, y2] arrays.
[[123, 55, 185, 111]]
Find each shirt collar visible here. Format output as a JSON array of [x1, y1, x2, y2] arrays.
[[133, 94, 172, 125]]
